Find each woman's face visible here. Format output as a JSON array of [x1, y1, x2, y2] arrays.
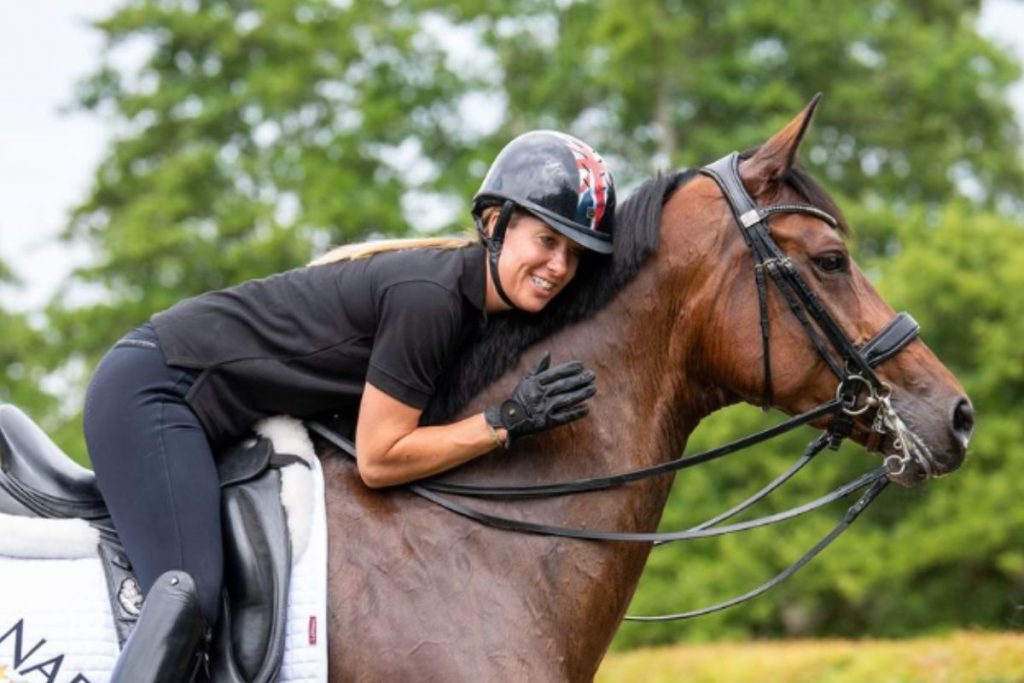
[[486, 213, 583, 313]]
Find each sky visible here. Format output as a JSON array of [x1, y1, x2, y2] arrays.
[[0, 0, 120, 312], [2, 0, 1024, 313]]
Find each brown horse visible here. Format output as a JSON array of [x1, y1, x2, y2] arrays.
[[319, 100, 972, 681]]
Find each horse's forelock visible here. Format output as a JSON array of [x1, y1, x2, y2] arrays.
[[421, 171, 691, 424]]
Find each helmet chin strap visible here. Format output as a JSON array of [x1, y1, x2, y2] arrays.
[[475, 200, 521, 311]]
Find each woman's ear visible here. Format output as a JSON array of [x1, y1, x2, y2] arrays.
[[480, 206, 507, 237]]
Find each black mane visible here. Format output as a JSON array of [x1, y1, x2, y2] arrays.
[[422, 170, 693, 424], [422, 155, 846, 424]]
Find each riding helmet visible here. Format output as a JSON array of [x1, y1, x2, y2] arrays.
[[473, 131, 615, 254]]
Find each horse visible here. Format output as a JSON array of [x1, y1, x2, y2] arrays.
[[317, 97, 972, 681]]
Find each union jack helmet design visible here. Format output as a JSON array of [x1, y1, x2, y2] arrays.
[[473, 130, 616, 254]]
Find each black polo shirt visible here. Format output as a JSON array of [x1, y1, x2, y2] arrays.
[[151, 244, 487, 445]]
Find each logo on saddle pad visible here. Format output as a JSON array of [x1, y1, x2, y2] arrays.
[[1, 619, 91, 683], [117, 578, 143, 618]]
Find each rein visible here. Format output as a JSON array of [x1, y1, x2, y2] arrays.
[[308, 152, 926, 621]]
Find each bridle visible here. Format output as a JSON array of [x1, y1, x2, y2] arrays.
[[307, 152, 930, 621], [701, 152, 930, 479]]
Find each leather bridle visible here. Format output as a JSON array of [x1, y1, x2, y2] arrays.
[[703, 153, 902, 407], [307, 152, 930, 621], [701, 152, 929, 479]]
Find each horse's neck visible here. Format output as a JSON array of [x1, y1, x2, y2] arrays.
[[574, 269, 700, 466], [467, 255, 714, 490], [464, 259, 717, 676]]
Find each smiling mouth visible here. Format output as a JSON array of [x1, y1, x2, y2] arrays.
[[531, 275, 555, 293]]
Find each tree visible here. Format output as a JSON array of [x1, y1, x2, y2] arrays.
[[0, 263, 59, 430]]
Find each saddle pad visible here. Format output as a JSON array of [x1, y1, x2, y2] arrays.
[[0, 454, 329, 682]]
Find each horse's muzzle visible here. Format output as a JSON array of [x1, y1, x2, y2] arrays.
[[885, 395, 973, 487]]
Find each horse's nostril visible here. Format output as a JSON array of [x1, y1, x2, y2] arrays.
[[952, 399, 975, 441]]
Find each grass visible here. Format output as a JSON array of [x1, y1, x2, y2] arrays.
[[596, 631, 1024, 683]]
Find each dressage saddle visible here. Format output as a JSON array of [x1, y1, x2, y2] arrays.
[[0, 403, 299, 683]]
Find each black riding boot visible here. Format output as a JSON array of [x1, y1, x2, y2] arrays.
[[111, 570, 212, 683]]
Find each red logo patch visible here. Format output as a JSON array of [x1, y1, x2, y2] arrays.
[[308, 616, 318, 645], [564, 137, 611, 231]]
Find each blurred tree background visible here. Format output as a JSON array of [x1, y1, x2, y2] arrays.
[[4, 0, 1023, 648]]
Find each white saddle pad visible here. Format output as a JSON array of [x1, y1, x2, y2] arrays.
[[0, 417, 328, 683]]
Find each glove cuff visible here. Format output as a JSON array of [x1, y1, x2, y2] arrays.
[[485, 401, 528, 430], [484, 405, 504, 429], [483, 406, 512, 450]]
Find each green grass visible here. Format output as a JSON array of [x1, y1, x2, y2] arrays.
[[596, 631, 1024, 683]]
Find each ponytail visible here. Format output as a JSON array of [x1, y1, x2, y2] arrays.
[[309, 235, 476, 266], [308, 207, 510, 267]]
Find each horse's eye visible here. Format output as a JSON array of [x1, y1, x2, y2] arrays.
[[813, 253, 847, 273]]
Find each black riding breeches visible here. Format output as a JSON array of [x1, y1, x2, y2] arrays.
[[84, 323, 222, 626]]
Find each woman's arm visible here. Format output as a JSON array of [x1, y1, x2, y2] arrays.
[[354, 382, 507, 489], [355, 354, 597, 488]]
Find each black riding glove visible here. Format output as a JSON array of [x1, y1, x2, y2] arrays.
[[484, 352, 597, 447]]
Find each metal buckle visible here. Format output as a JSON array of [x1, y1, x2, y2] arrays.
[[762, 256, 792, 277], [837, 375, 880, 416]]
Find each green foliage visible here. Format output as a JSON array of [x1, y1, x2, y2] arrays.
[[0, 304, 59, 425], [489, 0, 1024, 205], [10, 0, 1024, 643], [0, 260, 61, 432]]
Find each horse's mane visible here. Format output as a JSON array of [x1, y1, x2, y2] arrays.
[[422, 152, 848, 423], [421, 170, 694, 423]]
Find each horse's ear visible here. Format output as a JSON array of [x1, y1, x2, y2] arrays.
[[741, 93, 822, 197]]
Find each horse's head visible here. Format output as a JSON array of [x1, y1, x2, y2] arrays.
[[666, 96, 973, 486]]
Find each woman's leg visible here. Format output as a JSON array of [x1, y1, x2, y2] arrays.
[[84, 330, 223, 627]]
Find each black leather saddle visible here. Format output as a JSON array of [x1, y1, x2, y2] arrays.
[[0, 403, 306, 683]]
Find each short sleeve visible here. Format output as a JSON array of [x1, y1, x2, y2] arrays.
[[366, 281, 462, 409]]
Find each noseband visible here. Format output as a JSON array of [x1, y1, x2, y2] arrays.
[[307, 153, 930, 621]]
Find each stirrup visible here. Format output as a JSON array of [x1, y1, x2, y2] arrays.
[[110, 570, 212, 683]]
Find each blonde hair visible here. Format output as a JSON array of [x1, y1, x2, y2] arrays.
[[309, 235, 476, 266], [308, 207, 506, 267]]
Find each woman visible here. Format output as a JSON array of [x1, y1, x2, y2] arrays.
[[83, 130, 616, 682]]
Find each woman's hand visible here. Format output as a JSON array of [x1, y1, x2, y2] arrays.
[[484, 352, 596, 446]]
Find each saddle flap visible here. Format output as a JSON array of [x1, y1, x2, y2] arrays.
[[212, 466, 292, 683]]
